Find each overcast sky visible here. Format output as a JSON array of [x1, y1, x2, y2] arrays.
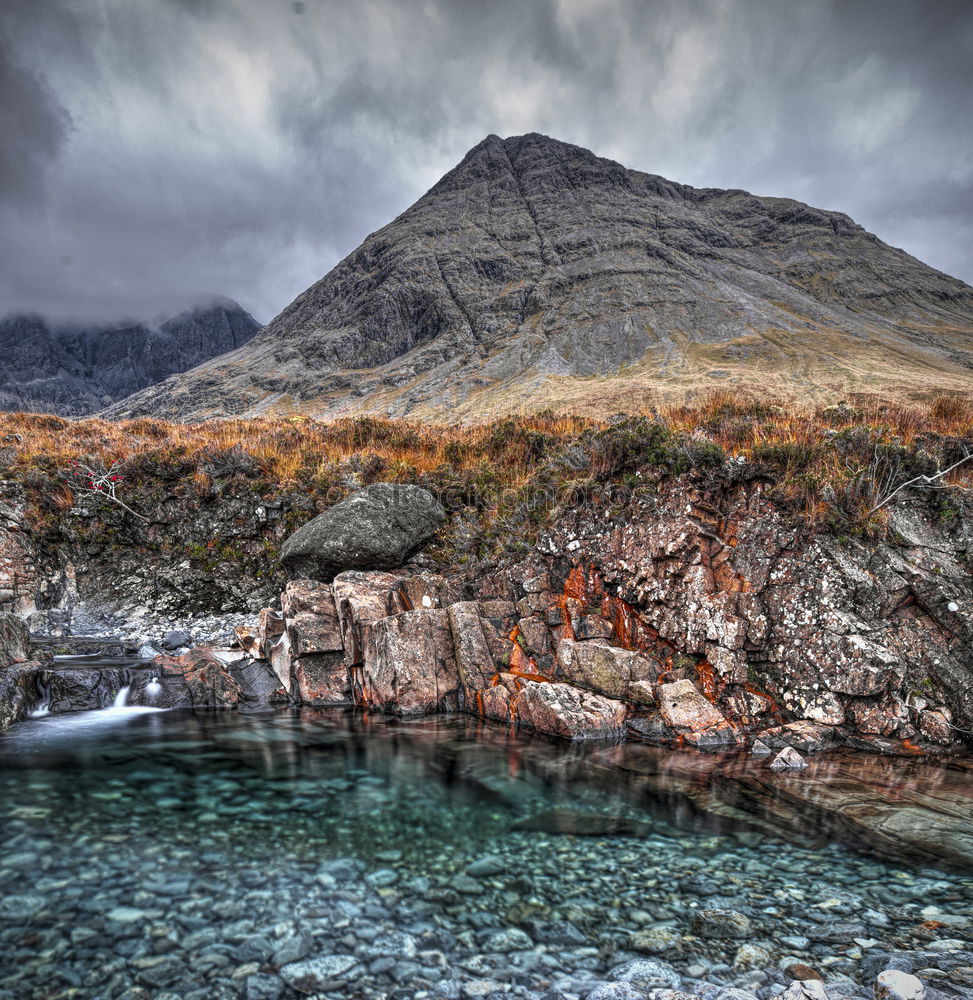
[[1, 0, 971, 325]]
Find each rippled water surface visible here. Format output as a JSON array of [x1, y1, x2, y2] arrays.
[[1, 708, 972, 1000]]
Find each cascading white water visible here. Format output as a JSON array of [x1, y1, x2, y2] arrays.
[[30, 679, 51, 717], [113, 686, 130, 708]]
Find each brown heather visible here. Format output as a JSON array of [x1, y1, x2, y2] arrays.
[[1, 391, 971, 542]]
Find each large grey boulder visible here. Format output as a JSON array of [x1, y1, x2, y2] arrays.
[[279, 483, 446, 581]]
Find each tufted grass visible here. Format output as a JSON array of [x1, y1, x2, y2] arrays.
[[1, 391, 971, 539]]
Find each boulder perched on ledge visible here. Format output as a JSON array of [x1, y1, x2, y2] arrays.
[[279, 483, 446, 581]]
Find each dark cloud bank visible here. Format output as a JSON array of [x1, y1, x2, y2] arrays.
[[1, 0, 971, 324]]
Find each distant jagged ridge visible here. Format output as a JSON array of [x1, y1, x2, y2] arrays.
[[106, 133, 973, 422], [0, 298, 261, 416]]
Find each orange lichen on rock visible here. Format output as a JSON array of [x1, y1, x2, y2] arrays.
[[608, 598, 640, 650], [557, 563, 672, 664], [743, 683, 786, 724], [696, 516, 753, 597], [507, 625, 550, 683], [349, 664, 375, 708], [563, 564, 596, 603], [693, 658, 719, 703]]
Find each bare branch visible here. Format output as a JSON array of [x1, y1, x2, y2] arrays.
[[866, 451, 973, 515], [62, 459, 149, 522]]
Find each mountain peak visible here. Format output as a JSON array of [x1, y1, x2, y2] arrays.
[[105, 136, 973, 423], [430, 131, 623, 201], [461, 131, 607, 164]]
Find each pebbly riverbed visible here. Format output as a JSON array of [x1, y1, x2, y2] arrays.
[[0, 709, 972, 1000]]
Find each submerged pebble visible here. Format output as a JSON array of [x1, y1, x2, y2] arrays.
[[0, 708, 970, 1000]]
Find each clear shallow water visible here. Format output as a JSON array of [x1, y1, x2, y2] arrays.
[[1, 709, 972, 1000]]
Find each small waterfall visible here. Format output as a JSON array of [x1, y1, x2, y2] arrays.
[[113, 685, 131, 709], [30, 677, 51, 717]]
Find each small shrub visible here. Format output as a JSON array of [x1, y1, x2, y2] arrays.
[[589, 418, 675, 480]]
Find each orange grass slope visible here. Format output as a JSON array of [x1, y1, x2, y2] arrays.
[[2, 392, 972, 539]]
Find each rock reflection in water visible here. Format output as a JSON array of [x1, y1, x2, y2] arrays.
[[1, 709, 972, 1000]]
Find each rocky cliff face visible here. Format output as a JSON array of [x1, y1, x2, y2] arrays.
[[0, 298, 260, 415], [106, 133, 973, 422], [5, 463, 968, 754], [236, 477, 971, 758], [3, 398, 970, 758]]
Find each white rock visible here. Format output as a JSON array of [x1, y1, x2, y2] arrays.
[[925, 938, 964, 952], [106, 906, 148, 923], [769, 746, 808, 771], [875, 969, 925, 1000], [782, 981, 828, 1000], [280, 955, 357, 992]]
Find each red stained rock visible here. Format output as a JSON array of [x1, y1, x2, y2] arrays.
[[918, 709, 956, 745], [476, 681, 515, 723], [847, 698, 907, 737], [292, 652, 350, 705], [799, 690, 846, 726], [448, 602, 497, 693], [756, 720, 836, 753], [516, 615, 552, 656], [153, 650, 242, 709], [360, 608, 459, 715], [257, 607, 285, 654], [511, 680, 628, 740], [658, 678, 728, 731], [233, 625, 260, 658], [332, 570, 402, 664], [394, 571, 462, 611]]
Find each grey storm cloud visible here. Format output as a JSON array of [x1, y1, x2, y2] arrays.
[[0, 0, 971, 324]]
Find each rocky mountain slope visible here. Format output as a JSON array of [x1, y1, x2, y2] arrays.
[[0, 297, 260, 415], [107, 133, 973, 422]]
